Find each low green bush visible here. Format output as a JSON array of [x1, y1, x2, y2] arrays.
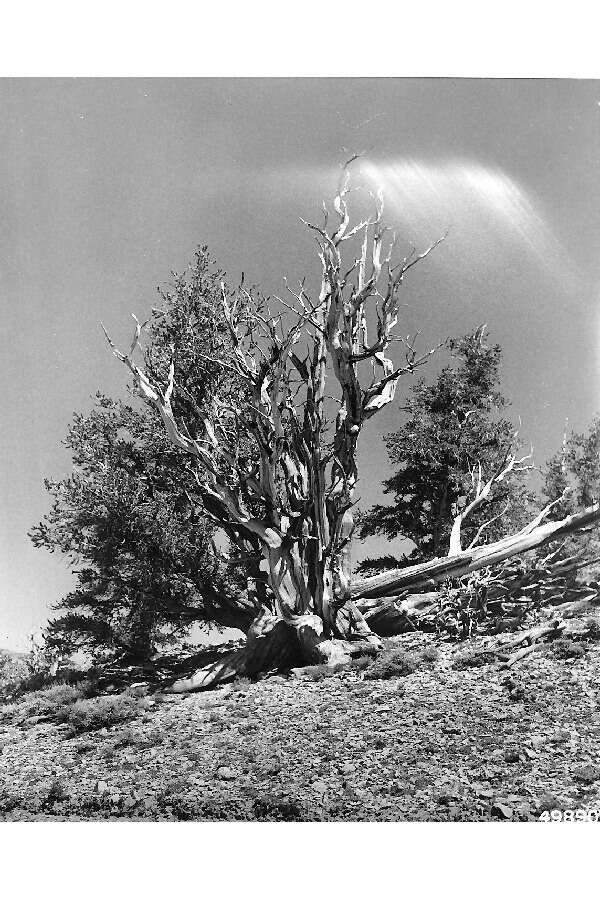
[[0, 645, 93, 701], [548, 639, 586, 661], [363, 645, 440, 680], [585, 618, 600, 641], [451, 650, 496, 670], [303, 664, 346, 682], [25, 682, 93, 715], [420, 646, 440, 664], [348, 655, 373, 672], [363, 648, 418, 680], [55, 692, 151, 733], [0, 680, 96, 723], [251, 794, 323, 822]]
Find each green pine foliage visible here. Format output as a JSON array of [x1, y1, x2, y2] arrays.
[[359, 327, 536, 566], [543, 416, 600, 515], [30, 249, 255, 662], [541, 416, 600, 577]]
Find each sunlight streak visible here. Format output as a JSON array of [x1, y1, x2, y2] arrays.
[[359, 159, 570, 279]]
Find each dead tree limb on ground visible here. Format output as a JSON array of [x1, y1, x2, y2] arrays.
[[352, 503, 600, 603]]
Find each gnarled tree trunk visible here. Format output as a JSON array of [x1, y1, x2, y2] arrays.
[[104, 162, 600, 691], [165, 503, 600, 690]]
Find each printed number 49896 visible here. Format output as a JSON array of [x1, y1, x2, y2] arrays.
[[539, 809, 598, 822]]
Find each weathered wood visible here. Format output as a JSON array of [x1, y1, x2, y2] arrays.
[[166, 608, 382, 692], [166, 610, 303, 692], [352, 503, 600, 602], [361, 592, 439, 636], [497, 620, 564, 651], [503, 644, 538, 668]]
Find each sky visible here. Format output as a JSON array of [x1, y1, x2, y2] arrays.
[[1, 77, 600, 650]]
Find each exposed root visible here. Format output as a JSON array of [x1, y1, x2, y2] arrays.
[[166, 611, 302, 692], [166, 607, 383, 693]]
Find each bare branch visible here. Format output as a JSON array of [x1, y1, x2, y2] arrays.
[[516, 488, 571, 536], [447, 443, 535, 555], [102, 321, 284, 550], [466, 501, 511, 550]]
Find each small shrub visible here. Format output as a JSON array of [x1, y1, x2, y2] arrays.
[[131, 729, 164, 749], [548, 639, 586, 661], [348, 655, 373, 672], [419, 647, 439, 664], [56, 693, 149, 733], [363, 648, 418, 680], [304, 666, 327, 682], [252, 794, 322, 822], [228, 706, 251, 721], [109, 727, 136, 749], [158, 795, 248, 821], [1, 680, 95, 723], [585, 618, 600, 641], [44, 778, 70, 806], [27, 681, 93, 716], [303, 664, 346, 682], [451, 650, 496, 670], [0, 643, 90, 700], [237, 721, 256, 735]]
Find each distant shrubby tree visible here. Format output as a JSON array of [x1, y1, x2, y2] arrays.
[[30, 250, 258, 663], [0, 651, 30, 694], [359, 327, 536, 570], [543, 417, 600, 515], [542, 417, 600, 570]]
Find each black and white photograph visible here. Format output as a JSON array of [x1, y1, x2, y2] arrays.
[[1, 7, 599, 889]]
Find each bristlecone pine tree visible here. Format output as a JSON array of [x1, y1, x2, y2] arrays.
[[31, 249, 259, 666], [105, 161, 600, 690], [29, 395, 253, 664]]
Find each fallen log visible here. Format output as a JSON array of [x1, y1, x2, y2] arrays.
[[360, 592, 440, 636], [353, 503, 600, 603]]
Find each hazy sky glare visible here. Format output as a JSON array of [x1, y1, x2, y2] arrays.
[[1, 78, 599, 650]]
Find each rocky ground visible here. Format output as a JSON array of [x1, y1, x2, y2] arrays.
[[1, 630, 599, 822]]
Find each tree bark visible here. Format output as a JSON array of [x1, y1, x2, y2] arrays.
[[163, 504, 600, 690]]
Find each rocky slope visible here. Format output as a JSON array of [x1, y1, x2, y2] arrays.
[[1, 632, 599, 821]]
